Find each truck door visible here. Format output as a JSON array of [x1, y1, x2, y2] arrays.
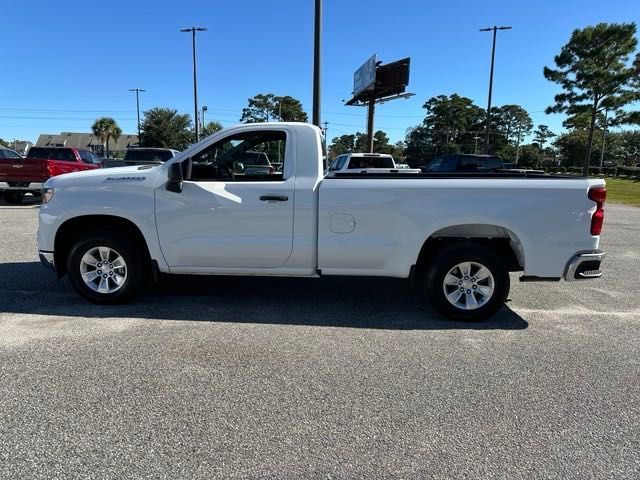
[[155, 129, 295, 268]]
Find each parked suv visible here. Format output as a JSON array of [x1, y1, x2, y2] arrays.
[[0, 146, 102, 204], [423, 154, 503, 173]]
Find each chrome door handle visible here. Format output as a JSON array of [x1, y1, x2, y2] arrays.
[[260, 195, 288, 202]]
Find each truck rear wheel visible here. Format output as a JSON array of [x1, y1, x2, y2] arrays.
[[424, 242, 510, 321], [3, 190, 25, 204], [67, 233, 143, 304]]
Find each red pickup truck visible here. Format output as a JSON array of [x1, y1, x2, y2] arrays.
[[0, 146, 103, 204]]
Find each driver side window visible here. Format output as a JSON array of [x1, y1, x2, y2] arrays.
[[188, 130, 286, 182]]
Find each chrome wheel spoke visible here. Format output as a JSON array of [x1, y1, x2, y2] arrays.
[[465, 292, 479, 309], [82, 271, 99, 283], [98, 247, 111, 262], [97, 276, 109, 293], [82, 253, 99, 267], [477, 285, 493, 297], [447, 290, 464, 304], [475, 266, 491, 281], [459, 262, 471, 278], [444, 273, 461, 286]]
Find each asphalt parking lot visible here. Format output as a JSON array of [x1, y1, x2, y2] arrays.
[[0, 197, 639, 479]]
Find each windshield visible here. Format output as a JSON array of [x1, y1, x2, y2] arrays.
[[124, 149, 174, 162], [347, 156, 395, 169]]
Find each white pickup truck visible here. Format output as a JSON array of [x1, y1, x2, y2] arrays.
[[327, 153, 421, 174], [38, 123, 606, 321]]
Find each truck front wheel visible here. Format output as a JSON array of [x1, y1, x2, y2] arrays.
[[67, 233, 144, 304], [425, 243, 510, 321]]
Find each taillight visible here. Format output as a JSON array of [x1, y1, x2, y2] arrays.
[[268, 166, 275, 174], [588, 186, 606, 235], [45, 160, 55, 177]]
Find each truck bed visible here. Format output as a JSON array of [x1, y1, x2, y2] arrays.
[[327, 171, 581, 180]]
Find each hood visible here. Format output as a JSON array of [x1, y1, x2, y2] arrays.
[[44, 164, 163, 188]]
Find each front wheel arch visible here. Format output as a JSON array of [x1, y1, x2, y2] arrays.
[[54, 215, 152, 278]]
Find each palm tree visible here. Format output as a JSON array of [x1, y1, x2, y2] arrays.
[[91, 117, 122, 158]]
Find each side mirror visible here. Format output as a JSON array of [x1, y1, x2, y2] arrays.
[[166, 162, 184, 193]]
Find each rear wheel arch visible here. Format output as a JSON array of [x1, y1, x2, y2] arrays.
[[415, 224, 525, 273], [54, 215, 152, 277]]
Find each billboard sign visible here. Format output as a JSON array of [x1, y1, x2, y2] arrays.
[[353, 55, 377, 96]]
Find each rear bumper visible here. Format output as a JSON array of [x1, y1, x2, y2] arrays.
[[564, 250, 605, 281]]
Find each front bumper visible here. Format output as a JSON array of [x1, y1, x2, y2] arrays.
[[39, 251, 55, 270], [564, 250, 605, 281]]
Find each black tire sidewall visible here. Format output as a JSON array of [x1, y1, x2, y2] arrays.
[[425, 243, 510, 321], [67, 234, 143, 304]]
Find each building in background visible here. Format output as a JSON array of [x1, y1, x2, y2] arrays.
[[12, 140, 33, 155], [34, 132, 139, 157]]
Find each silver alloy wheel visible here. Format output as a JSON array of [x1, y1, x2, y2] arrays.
[[442, 261, 495, 311], [80, 246, 127, 294]]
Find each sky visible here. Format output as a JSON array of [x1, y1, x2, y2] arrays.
[[1, 0, 639, 145]]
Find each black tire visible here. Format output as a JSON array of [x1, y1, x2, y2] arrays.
[[424, 242, 510, 321], [3, 190, 25, 204], [67, 232, 144, 304]]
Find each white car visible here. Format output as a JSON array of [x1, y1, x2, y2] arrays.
[[327, 153, 421, 174], [38, 123, 606, 321]]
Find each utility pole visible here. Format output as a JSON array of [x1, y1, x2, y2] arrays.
[[181, 26, 207, 143], [599, 109, 608, 169], [312, 0, 322, 128], [480, 25, 511, 154], [128, 88, 145, 144]]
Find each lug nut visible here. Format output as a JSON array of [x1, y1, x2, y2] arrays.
[[458, 280, 463, 285], [464, 276, 469, 280], [471, 278, 476, 282], [459, 287, 464, 292], [97, 263, 102, 267], [97, 270, 102, 274], [467, 290, 471, 294], [103, 274, 108, 278], [472, 285, 477, 290]]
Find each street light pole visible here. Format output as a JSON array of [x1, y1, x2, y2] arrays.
[[202, 105, 207, 131], [128, 88, 145, 143], [323, 121, 328, 152], [181, 26, 207, 143], [312, 0, 322, 128], [480, 25, 511, 154]]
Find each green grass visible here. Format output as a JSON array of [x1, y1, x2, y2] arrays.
[[603, 177, 640, 208]]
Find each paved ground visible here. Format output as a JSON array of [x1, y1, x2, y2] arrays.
[[0, 197, 639, 479]]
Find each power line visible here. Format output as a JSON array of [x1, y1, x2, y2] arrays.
[[0, 115, 138, 121]]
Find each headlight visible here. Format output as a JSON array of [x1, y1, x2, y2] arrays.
[[42, 188, 55, 204]]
